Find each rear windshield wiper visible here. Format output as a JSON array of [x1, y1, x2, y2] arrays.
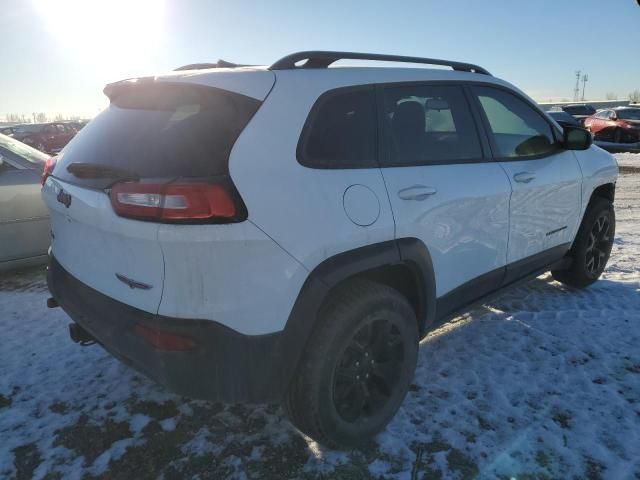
[[66, 162, 140, 181]]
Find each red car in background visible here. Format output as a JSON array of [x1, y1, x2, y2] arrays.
[[11, 122, 78, 154], [584, 107, 640, 144]]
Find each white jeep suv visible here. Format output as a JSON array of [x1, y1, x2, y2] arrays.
[[43, 51, 618, 447]]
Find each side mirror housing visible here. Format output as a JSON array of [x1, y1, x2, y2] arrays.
[[563, 126, 592, 150]]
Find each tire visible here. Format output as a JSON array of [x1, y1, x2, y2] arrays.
[[613, 128, 623, 144], [552, 197, 615, 288], [283, 279, 418, 448]]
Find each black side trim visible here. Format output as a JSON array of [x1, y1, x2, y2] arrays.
[[503, 242, 571, 285], [435, 267, 505, 321], [434, 242, 571, 324], [396, 238, 437, 334]]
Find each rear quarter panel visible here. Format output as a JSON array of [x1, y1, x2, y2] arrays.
[[157, 222, 309, 335], [228, 70, 398, 272]]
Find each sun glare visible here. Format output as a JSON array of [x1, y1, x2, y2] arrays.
[[34, 0, 165, 77]]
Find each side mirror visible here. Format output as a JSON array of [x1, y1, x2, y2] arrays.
[[610, 113, 617, 121], [563, 126, 592, 150]]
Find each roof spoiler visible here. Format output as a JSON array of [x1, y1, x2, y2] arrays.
[[173, 60, 254, 71]]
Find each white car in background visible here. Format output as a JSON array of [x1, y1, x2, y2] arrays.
[[42, 51, 618, 448], [0, 134, 51, 270]]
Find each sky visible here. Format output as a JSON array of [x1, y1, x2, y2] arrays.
[[1, 0, 639, 120]]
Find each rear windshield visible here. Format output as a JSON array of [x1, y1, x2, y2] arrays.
[[14, 124, 44, 133], [563, 105, 595, 116], [53, 82, 261, 188]]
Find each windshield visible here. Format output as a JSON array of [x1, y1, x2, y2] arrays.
[[617, 109, 640, 120], [53, 82, 260, 189], [0, 133, 49, 164]]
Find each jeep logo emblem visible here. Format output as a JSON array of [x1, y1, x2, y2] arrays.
[[56, 189, 72, 208]]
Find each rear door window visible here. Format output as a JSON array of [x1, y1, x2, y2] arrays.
[[53, 82, 261, 188], [380, 84, 483, 166], [298, 87, 376, 169]]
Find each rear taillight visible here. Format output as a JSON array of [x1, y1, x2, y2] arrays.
[[135, 324, 196, 352], [41, 156, 56, 185], [110, 181, 245, 223]]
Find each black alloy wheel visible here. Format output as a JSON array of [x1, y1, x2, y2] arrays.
[[585, 212, 612, 278], [332, 318, 404, 423]]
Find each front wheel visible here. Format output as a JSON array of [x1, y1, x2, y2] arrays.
[[283, 279, 418, 448], [552, 197, 615, 288]]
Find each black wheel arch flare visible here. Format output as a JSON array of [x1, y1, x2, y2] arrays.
[[278, 238, 436, 397]]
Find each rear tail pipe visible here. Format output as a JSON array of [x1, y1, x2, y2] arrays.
[[69, 323, 96, 346]]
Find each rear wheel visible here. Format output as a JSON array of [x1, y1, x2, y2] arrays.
[[283, 279, 418, 448], [552, 197, 615, 288]]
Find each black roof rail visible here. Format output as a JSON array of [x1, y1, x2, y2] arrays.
[[270, 51, 491, 75], [173, 59, 253, 71]]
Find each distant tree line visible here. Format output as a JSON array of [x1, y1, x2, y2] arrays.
[[4, 112, 83, 123]]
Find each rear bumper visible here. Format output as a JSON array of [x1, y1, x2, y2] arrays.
[[47, 256, 288, 403]]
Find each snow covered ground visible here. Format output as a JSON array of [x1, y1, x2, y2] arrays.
[[1, 158, 639, 479], [614, 152, 640, 169]]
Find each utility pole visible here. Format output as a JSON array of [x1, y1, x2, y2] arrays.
[[581, 74, 588, 101], [574, 70, 581, 101]]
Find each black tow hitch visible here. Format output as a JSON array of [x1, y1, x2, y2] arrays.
[[69, 323, 97, 346]]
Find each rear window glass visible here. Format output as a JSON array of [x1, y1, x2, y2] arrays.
[[298, 88, 376, 169], [53, 83, 260, 187], [617, 109, 640, 120], [563, 105, 595, 115]]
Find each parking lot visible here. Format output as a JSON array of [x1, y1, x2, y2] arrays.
[[1, 156, 639, 479]]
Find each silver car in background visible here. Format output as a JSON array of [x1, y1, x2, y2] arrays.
[[0, 133, 50, 271]]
